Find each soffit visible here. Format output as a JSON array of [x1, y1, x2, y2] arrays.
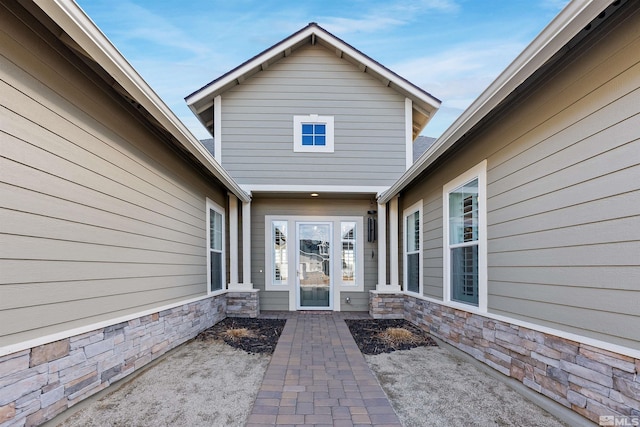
[[186, 23, 441, 139]]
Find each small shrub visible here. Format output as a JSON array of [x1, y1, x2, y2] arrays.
[[377, 327, 419, 346], [223, 328, 255, 340]]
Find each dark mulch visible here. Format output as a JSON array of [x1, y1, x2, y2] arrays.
[[196, 317, 286, 355], [345, 318, 438, 355]]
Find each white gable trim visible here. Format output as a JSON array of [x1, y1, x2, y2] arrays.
[[185, 24, 440, 112], [214, 95, 222, 161], [405, 98, 413, 170]]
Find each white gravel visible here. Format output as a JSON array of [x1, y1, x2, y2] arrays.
[[54, 328, 573, 427], [366, 345, 570, 427], [56, 340, 269, 427]]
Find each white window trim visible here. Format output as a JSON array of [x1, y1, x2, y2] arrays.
[[403, 200, 423, 295], [293, 114, 334, 153], [442, 160, 488, 312], [264, 216, 364, 292], [206, 198, 226, 296]]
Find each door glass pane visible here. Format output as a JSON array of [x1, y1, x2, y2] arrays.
[[451, 245, 478, 305], [449, 178, 478, 245], [272, 221, 288, 284], [299, 224, 330, 308]]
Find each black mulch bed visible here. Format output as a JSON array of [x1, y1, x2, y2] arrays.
[[345, 318, 438, 355], [196, 317, 285, 355]]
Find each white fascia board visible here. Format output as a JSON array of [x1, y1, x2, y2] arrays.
[[185, 27, 316, 107], [242, 184, 387, 195], [185, 25, 441, 112], [379, 0, 603, 204], [34, 0, 250, 203]]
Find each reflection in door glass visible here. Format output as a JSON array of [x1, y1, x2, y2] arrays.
[[298, 224, 331, 307]]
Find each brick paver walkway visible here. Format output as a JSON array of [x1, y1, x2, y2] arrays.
[[246, 313, 402, 427]]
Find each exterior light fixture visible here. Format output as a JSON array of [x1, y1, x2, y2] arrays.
[[310, 193, 319, 197]]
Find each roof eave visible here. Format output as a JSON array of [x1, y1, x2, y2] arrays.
[[33, 0, 250, 203], [378, 0, 605, 204], [185, 23, 441, 130]]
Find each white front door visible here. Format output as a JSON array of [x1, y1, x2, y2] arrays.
[[296, 222, 332, 309]]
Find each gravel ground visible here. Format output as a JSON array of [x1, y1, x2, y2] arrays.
[[53, 320, 571, 427], [55, 340, 269, 427], [366, 345, 570, 427]]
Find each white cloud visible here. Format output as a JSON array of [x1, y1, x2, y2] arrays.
[[105, 1, 212, 57], [392, 40, 527, 137], [320, 0, 459, 35], [321, 16, 406, 34]]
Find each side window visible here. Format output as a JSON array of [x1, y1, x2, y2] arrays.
[[207, 199, 225, 293], [272, 220, 288, 285], [404, 201, 422, 294], [340, 221, 357, 285], [293, 115, 334, 152], [443, 160, 487, 310]]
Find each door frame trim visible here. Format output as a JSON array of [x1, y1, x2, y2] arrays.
[[295, 221, 333, 310]]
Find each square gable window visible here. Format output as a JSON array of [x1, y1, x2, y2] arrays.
[[294, 114, 334, 152]]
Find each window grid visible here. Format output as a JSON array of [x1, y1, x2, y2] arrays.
[[448, 178, 479, 305], [302, 123, 326, 146]]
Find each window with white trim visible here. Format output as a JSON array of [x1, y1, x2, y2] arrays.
[[404, 201, 422, 294], [443, 160, 487, 310], [264, 216, 363, 291], [340, 221, 356, 285], [293, 115, 334, 152], [206, 199, 225, 293], [272, 220, 288, 285]]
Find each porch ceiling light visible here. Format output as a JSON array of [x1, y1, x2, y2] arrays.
[[310, 193, 319, 197]]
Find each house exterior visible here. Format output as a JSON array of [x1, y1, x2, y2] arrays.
[[0, 1, 250, 425], [185, 23, 441, 312], [373, 0, 640, 424], [0, 0, 638, 426]]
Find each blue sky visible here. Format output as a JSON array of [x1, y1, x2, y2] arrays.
[[76, 0, 570, 139]]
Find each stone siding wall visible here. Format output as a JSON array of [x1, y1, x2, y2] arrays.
[[369, 291, 404, 319], [226, 290, 260, 318], [0, 295, 226, 427], [404, 295, 640, 425]]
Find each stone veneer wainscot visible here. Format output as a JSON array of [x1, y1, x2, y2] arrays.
[[370, 292, 640, 425], [0, 295, 227, 426]]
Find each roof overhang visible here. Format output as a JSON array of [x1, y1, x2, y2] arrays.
[[378, 0, 620, 204], [185, 23, 441, 140], [30, 0, 250, 203]]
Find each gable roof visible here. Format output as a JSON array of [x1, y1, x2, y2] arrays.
[[185, 23, 441, 140], [378, 0, 621, 203], [31, 0, 250, 203]]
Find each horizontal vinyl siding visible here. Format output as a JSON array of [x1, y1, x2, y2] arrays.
[[401, 7, 640, 350], [251, 197, 376, 311], [0, 4, 226, 347], [221, 44, 406, 186]]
